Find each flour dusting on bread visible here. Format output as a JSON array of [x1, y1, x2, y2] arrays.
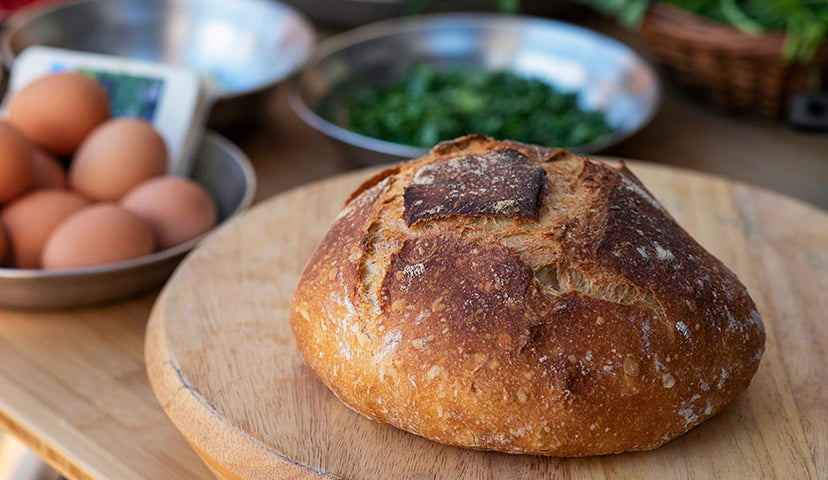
[[290, 135, 765, 457]]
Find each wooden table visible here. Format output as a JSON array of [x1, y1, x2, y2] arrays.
[[0, 50, 827, 480]]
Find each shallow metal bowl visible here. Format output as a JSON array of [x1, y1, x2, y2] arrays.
[[290, 13, 661, 165], [0, 132, 256, 310], [280, 0, 571, 28], [1, 0, 315, 127]]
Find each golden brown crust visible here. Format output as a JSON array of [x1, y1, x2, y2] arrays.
[[289, 135, 765, 456]]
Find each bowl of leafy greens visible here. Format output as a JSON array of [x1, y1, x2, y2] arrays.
[[290, 13, 660, 165], [578, 1, 827, 118]]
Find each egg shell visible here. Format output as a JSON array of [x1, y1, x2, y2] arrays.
[[1, 190, 90, 269], [41, 204, 156, 270], [7, 72, 110, 156], [122, 176, 217, 250], [33, 149, 68, 190], [0, 121, 35, 204], [0, 224, 8, 267], [70, 118, 167, 201]]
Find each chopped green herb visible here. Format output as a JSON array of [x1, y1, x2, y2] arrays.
[[339, 66, 614, 150]]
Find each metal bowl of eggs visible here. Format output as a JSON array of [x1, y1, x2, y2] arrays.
[[0, 131, 255, 310], [0, 0, 315, 128]]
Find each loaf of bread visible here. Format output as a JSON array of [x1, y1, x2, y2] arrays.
[[290, 135, 765, 456]]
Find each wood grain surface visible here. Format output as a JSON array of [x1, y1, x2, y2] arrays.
[[0, 295, 214, 480], [146, 161, 827, 480]]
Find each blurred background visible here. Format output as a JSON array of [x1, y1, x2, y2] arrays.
[[1, 0, 826, 209], [0, 0, 825, 477]]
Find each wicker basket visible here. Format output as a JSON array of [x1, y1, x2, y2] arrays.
[[638, 2, 828, 118]]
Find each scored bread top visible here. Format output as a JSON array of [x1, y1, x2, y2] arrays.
[[290, 135, 765, 456]]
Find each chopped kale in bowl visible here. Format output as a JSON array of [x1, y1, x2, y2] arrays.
[[330, 66, 615, 150]]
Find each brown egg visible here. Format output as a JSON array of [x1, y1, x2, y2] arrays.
[[0, 120, 35, 204], [0, 224, 8, 266], [70, 118, 167, 201], [1, 190, 90, 268], [7, 72, 110, 156], [41, 204, 156, 269], [33, 149, 68, 190], [122, 177, 217, 250]]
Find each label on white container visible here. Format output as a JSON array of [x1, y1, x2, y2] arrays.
[[5, 46, 207, 176]]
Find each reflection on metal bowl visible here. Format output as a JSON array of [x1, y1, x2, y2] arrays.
[[280, 0, 573, 28], [290, 13, 661, 166], [0, 132, 256, 310], [0, 0, 315, 128]]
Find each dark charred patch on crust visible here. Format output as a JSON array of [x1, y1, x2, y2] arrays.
[[403, 148, 547, 226], [596, 165, 761, 352], [598, 165, 705, 290], [378, 235, 535, 343]]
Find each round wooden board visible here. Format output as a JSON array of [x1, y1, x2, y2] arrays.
[[145, 162, 827, 480]]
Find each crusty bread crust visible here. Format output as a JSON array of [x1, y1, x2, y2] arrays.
[[289, 135, 765, 456]]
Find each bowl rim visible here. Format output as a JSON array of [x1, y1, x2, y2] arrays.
[[0, 131, 256, 280], [0, 0, 317, 101], [289, 12, 662, 158]]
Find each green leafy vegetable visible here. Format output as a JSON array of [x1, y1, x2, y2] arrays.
[[404, 0, 521, 14], [338, 66, 614, 150], [578, 0, 828, 61]]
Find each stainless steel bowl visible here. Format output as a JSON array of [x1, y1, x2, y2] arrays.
[[290, 13, 661, 165], [1, 0, 315, 128], [0, 132, 256, 310], [280, 0, 571, 28]]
